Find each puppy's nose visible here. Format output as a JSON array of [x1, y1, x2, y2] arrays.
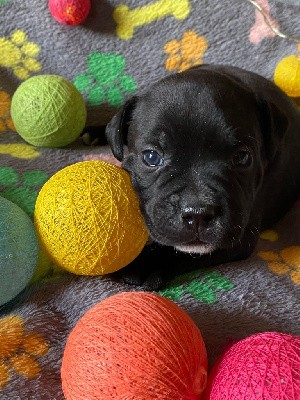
[[181, 206, 216, 232]]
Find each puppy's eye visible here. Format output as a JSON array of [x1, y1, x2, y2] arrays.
[[142, 150, 164, 167], [231, 149, 252, 168]]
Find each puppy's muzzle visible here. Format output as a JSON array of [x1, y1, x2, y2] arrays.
[[181, 205, 217, 234], [169, 203, 221, 254]]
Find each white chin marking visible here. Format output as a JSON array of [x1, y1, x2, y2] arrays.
[[175, 243, 215, 254]]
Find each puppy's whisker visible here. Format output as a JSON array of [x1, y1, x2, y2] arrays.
[[249, 226, 259, 238]]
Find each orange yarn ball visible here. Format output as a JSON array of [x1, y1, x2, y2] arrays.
[[48, 0, 91, 26], [34, 161, 148, 275], [61, 292, 208, 400]]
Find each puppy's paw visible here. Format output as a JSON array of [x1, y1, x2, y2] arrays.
[[115, 269, 144, 287], [112, 262, 166, 291], [115, 270, 165, 291], [141, 272, 165, 291], [111, 244, 177, 290]]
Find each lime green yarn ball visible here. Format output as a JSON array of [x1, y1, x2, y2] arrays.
[[11, 75, 87, 148]]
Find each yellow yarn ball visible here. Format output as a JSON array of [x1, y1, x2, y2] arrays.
[[274, 54, 300, 97], [34, 161, 148, 275]]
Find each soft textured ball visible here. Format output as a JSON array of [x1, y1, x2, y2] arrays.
[[49, 0, 91, 25], [0, 196, 38, 306], [274, 55, 300, 98], [34, 161, 148, 275], [11, 75, 87, 148], [61, 292, 208, 399], [203, 332, 300, 399]]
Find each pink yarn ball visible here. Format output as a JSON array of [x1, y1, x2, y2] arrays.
[[48, 0, 91, 26], [203, 332, 300, 399]]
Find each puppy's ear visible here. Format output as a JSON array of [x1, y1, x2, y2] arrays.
[[256, 95, 288, 160], [105, 97, 137, 161]]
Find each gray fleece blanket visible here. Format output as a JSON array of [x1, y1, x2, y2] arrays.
[[0, 0, 299, 398]]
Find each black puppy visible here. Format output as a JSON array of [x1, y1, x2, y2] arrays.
[[89, 65, 300, 290]]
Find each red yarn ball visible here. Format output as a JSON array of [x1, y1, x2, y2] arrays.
[[61, 292, 208, 400], [48, 0, 90, 26], [203, 332, 300, 399]]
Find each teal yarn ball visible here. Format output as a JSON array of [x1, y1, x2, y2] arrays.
[[0, 196, 39, 306], [11, 75, 87, 148]]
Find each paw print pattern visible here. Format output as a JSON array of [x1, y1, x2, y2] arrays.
[[0, 166, 48, 217], [0, 30, 41, 80], [82, 152, 122, 167], [0, 91, 15, 132], [164, 31, 208, 72], [249, 0, 279, 44], [160, 269, 233, 303], [0, 315, 49, 388], [74, 52, 137, 107], [113, 0, 190, 40], [0, 143, 40, 159], [260, 229, 279, 242], [259, 246, 300, 284]]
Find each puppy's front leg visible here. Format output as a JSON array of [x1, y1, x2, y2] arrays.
[[111, 244, 218, 291], [111, 243, 172, 290], [112, 225, 259, 291]]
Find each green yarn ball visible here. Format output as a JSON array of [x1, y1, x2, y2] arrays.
[[11, 75, 87, 148]]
